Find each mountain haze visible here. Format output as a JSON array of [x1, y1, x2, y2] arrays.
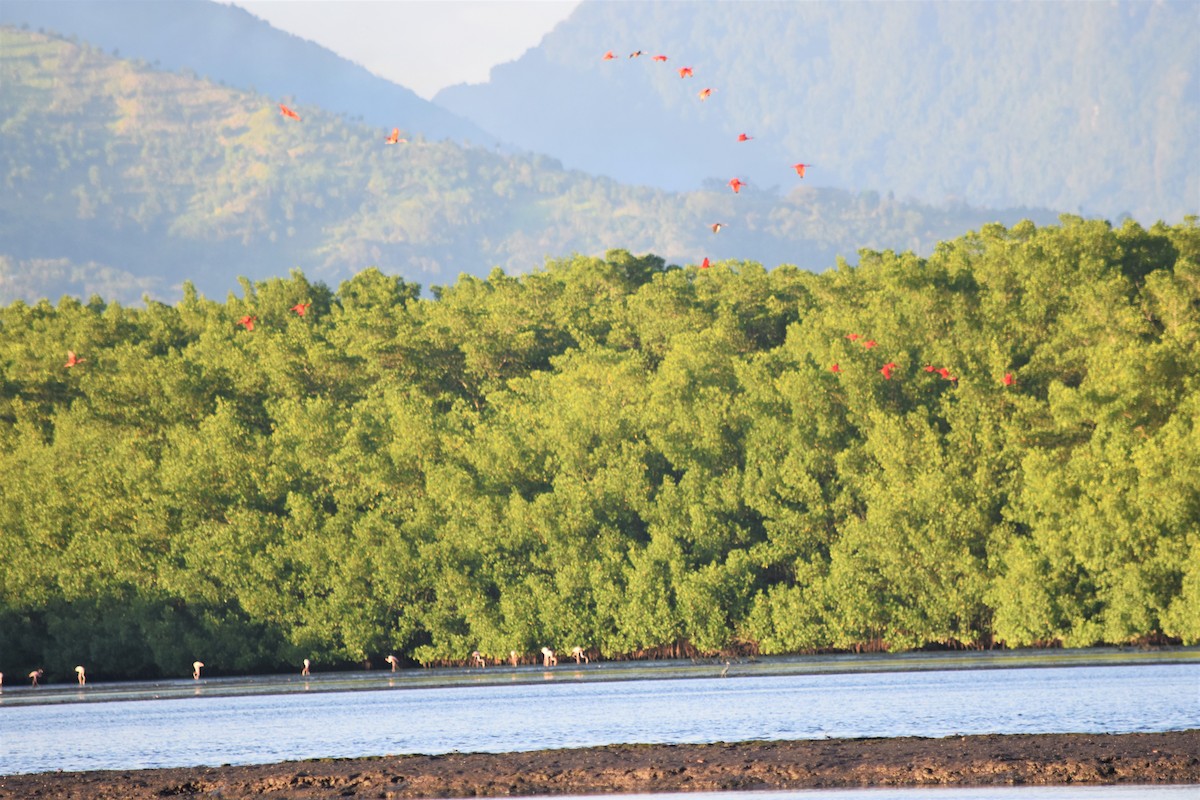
[[435, 0, 1200, 222], [0, 0, 497, 145], [0, 26, 1057, 304]]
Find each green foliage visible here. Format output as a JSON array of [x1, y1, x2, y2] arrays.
[[1, 218, 1197, 680]]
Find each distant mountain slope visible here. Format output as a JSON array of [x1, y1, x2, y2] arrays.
[[0, 27, 1058, 305], [434, 0, 1200, 222], [0, 0, 497, 145]]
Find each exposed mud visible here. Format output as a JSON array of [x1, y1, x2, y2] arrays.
[[2, 730, 1196, 799]]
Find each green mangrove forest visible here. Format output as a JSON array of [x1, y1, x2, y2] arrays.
[[1, 216, 1198, 680]]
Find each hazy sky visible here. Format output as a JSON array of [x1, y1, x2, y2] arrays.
[[223, 1, 580, 99]]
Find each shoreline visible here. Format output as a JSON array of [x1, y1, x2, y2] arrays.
[[2, 731, 1197, 799], [3, 646, 1196, 708]]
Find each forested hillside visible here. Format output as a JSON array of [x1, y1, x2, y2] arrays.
[[2, 218, 1197, 681], [436, 0, 1199, 222], [0, 26, 1056, 304], [0, 0, 495, 143]]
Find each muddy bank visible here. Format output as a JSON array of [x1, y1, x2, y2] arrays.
[[2, 730, 1196, 799]]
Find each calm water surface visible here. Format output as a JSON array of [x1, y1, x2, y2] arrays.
[[0, 650, 1196, 776]]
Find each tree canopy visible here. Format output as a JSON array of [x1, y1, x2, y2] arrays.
[[1, 217, 1197, 680]]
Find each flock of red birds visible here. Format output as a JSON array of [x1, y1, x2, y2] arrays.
[[603, 48, 1014, 389], [602, 48, 812, 261], [63, 65, 1014, 390], [232, 302, 310, 333], [832, 334, 1016, 388]]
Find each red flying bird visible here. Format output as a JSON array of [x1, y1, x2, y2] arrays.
[[698, 87, 713, 100], [652, 54, 668, 62], [863, 340, 878, 349], [238, 315, 257, 331], [728, 178, 745, 193], [64, 350, 85, 368], [629, 50, 643, 58], [737, 133, 753, 142], [710, 222, 726, 233], [279, 103, 301, 121], [678, 66, 693, 78], [291, 302, 311, 317], [831, 363, 841, 374], [880, 362, 897, 380], [1003, 372, 1015, 386], [602, 50, 615, 60], [385, 128, 406, 144], [700, 257, 711, 269], [792, 163, 811, 178]]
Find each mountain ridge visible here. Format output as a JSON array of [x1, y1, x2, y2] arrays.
[[0, 0, 499, 145], [1, 25, 1071, 305], [434, 0, 1200, 222]]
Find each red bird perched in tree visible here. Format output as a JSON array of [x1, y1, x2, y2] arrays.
[[678, 66, 693, 78], [792, 163, 811, 178], [700, 257, 711, 269], [698, 87, 713, 100], [64, 350, 85, 368], [937, 367, 951, 379], [880, 362, 897, 380], [846, 333, 861, 342], [737, 133, 753, 142], [728, 177, 745, 193], [652, 54, 668, 62], [1003, 372, 1015, 386], [924, 364, 936, 373], [238, 315, 257, 331], [831, 363, 841, 374], [279, 103, 301, 121], [711, 222, 726, 233], [291, 302, 311, 317], [863, 339, 878, 349], [602, 50, 615, 60], [385, 128, 406, 144]]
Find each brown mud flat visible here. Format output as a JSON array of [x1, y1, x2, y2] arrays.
[[2, 730, 1197, 799]]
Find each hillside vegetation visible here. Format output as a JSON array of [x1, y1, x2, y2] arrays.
[[2, 218, 1198, 679], [0, 26, 1056, 304], [0, 0, 495, 142], [437, 0, 1199, 222]]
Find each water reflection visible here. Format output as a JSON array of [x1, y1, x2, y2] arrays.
[[2, 647, 1195, 708], [0, 651, 1196, 776]]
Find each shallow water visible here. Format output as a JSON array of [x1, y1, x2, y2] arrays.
[[0, 649, 1196, 776], [3, 646, 1193, 706]]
